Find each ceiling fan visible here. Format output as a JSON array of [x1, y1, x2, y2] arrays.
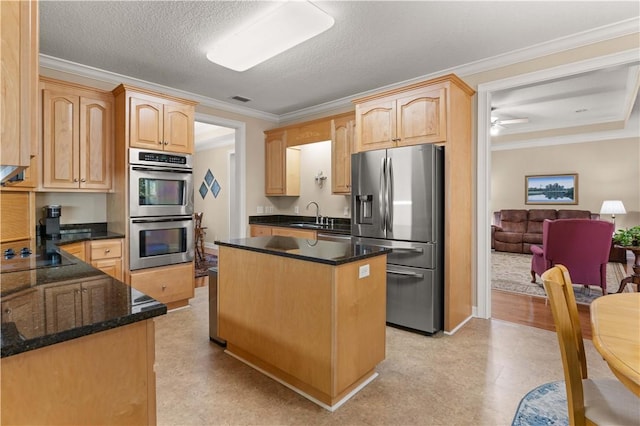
[[490, 107, 529, 135], [491, 117, 530, 127]]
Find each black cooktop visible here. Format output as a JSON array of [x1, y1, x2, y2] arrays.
[[1, 246, 76, 274]]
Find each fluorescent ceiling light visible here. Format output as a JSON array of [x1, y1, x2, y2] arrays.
[[206, 1, 334, 72]]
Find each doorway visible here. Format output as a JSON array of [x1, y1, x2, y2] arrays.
[[193, 114, 247, 248], [476, 49, 639, 319]]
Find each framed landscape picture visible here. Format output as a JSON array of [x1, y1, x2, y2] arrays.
[[525, 174, 578, 205]]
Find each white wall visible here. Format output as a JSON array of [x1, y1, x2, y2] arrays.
[[193, 145, 233, 245], [492, 137, 640, 231], [267, 141, 350, 219], [35, 192, 107, 225]]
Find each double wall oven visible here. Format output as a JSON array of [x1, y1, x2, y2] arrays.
[[129, 148, 194, 270]]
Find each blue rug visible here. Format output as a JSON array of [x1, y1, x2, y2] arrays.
[[512, 381, 569, 426]]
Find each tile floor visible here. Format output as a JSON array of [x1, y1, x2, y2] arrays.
[[154, 286, 616, 425]]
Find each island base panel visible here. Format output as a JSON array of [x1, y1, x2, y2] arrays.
[[1, 319, 157, 425], [226, 344, 378, 408]]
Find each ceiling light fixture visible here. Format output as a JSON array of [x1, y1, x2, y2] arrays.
[[206, 1, 334, 72]]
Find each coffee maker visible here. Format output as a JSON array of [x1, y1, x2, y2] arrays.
[[42, 205, 62, 240]]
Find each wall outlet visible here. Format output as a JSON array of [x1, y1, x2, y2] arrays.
[[257, 206, 264, 214], [344, 206, 350, 217], [359, 264, 370, 279], [294, 205, 299, 214]]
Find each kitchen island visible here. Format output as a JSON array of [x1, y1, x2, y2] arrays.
[[215, 236, 390, 411], [1, 240, 166, 425]]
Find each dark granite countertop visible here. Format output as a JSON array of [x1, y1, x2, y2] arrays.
[[1, 227, 165, 358], [248, 215, 351, 235], [48, 222, 125, 243], [215, 236, 390, 266]]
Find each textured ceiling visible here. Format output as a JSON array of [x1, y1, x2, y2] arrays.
[[39, 1, 639, 117]]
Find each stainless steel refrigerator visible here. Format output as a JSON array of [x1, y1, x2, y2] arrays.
[[351, 143, 444, 334]]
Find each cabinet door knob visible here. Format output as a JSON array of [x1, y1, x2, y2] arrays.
[[82, 288, 88, 293], [162, 284, 167, 290], [105, 249, 110, 253], [80, 178, 86, 182], [74, 178, 79, 182], [5, 308, 11, 315], [158, 141, 163, 145], [164, 141, 169, 145]]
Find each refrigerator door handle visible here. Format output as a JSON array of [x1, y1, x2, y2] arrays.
[[387, 268, 424, 279], [391, 247, 424, 254], [379, 157, 386, 232], [387, 157, 393, 232]]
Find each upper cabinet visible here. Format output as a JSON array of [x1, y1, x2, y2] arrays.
[[264, 130, 300, 196], [353, 74, 475, 333], [331, 114, 355, 194], [40, 78, 113, 191], [354, 86, 447, 152], [113, 85, 197, 154], [263, 112, 354, 196], [0, 0, 39, 174]]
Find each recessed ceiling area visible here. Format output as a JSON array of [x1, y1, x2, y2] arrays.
[[490, 62, 640, 137]]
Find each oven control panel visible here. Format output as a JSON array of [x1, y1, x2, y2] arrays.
[[129, 148, 192, 169]]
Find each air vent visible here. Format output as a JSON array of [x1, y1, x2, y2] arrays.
[[230, 95, 251, 103]]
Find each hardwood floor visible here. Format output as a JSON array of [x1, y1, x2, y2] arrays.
[[491, 289, 593, 339], [492, 256, 634, 340]]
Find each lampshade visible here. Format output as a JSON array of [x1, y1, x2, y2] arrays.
[[206, 1, 334, 72], [600, 200, 626, 215]]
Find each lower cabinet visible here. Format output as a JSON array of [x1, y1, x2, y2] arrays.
[[61, 241, 87, 262], [43, 276, 112, 334], [89, 239, 123, 281], [1, 289, 42, 339], [129, 262, 194, 310], [61, 238, 123, 280], [250, 224, 317, 239]]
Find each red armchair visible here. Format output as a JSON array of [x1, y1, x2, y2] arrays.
[[530, 219, 614, 294]]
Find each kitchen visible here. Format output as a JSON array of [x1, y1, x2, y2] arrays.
[[2, 1, 639, 424]]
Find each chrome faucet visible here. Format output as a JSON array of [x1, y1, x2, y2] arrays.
[[306, 201, 320, 224]]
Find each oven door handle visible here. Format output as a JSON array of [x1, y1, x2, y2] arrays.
[[131, 217, 193, 224], [131, 166, 193, 174]]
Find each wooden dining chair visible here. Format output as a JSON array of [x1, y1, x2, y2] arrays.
[[194, 212, 206, 267], [542, 265, 639, 425]]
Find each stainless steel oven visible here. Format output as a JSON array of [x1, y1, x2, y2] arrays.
[[129, 148, 193, 218], [129, 216, 194, 270]]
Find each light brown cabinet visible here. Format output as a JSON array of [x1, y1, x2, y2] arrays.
[[41, 78, 113, 191], [61, 241, 87, 262], [249, 224, 316, 239], [352, 74, 475, 333], [114, 85, 196, 154], [354, 86, 446, 152], [43, 276, 111, 334], [331, 115, 355, 194], [264, 130, 300, 196], [61, 239, 124, 281], [1, 289, 42, 339], [0, 192, 34, 243], [270, 227, 316, 239], [89, 239, 123, 281], [249, 225, 274, 237], [129, 262, 194, 310], [0, 156, 38, 189], [0, 0, 39, 177]]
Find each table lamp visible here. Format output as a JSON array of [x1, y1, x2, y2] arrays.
[[600, 200, 626, 229]]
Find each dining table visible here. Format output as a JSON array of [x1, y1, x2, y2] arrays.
[[590, 292, 640, 396]]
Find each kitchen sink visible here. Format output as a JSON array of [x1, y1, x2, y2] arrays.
[[288, 223, 326, 229]]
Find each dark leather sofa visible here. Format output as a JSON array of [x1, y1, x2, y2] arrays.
[[491, 209, 599, 254]]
